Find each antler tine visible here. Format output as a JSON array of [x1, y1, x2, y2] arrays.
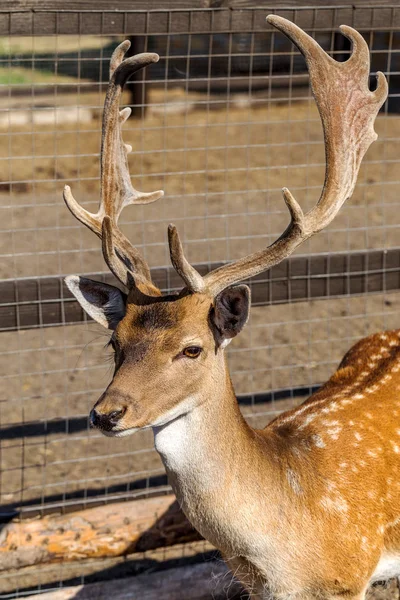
[[63, 41, 164, 289], [191, 15, 388, 297], [168, 225, 206, 293]]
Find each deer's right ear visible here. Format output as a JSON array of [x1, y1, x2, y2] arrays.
[[65, 276, 127, 330]]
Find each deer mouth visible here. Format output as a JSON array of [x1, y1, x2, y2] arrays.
[[101, 426, 140, 438], [99, 422, 154, 437]]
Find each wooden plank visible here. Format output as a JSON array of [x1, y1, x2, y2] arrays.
[[23, 561, 244, 600], [4, 0, 398, 10], [0, 495, 202, 572], [214, 0, 399, 6], [1, 249, 399, 332], [2, 1, 206, 11], [1, 4, 399, 35]]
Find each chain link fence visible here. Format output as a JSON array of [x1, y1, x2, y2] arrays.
[[0, 4, 399, 596]]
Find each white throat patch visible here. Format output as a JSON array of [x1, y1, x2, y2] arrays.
[[152, 395, 201, 471]]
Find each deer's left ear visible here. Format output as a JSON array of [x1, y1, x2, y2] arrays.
[[210, 285, 251, 348]]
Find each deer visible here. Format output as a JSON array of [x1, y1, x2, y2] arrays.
[[63, 15, 393, 600]]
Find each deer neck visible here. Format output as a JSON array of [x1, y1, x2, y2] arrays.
[[153, 370, 249, 477], [153, 360, 279, 554]]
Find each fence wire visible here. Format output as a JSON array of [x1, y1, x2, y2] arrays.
[[0, 4, 400, 597]]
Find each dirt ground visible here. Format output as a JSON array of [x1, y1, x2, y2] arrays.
[[1, 88, 400, 596], [1, 89, 400, 279]]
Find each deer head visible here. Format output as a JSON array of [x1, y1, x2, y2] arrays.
[[65, 17, 387, 437]]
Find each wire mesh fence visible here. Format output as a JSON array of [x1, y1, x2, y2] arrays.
[[0, 4, 400, 596]]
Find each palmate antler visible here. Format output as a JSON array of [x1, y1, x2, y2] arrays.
[[170, 15, 388, 296], [65, 17, 387, 298]]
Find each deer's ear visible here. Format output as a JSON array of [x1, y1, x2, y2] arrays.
[[210, 285, 251, 348], [65, 276, 126, 330]]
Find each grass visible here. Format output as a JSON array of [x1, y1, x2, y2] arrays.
[[0, 66, 85, 86], [0, 36, 113, 56], [0, 35, 112, 87]]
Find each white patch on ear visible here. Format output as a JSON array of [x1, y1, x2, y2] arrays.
[[220, 338, 232, 349], [65, 275, 126, 330]]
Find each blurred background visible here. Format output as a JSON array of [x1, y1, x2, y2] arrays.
[[1, 3, 400, 598]]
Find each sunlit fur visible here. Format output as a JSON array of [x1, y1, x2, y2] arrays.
[[94, 290, 225, 432], [91, 282, 400, 599]]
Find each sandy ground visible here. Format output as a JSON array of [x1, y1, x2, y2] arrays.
[[1, 90, 400, 280], [1, 89, 400, 596]]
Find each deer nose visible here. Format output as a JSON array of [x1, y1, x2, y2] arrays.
[[90, 407, 127, 430]]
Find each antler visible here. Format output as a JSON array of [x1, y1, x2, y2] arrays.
[[63, 40, 164, 289], [169, 15, 388, 296]]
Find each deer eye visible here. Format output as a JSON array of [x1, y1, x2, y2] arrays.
[[182, 346, 202, 359]]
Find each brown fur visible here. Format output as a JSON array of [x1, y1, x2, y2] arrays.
[[93, 284, 400, 600], [94, 293, 217, 427]]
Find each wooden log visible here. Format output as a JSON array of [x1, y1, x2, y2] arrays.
[[23, 561, 245, 600], [0, 540, 215, 595], [0, 495, 202, 572]]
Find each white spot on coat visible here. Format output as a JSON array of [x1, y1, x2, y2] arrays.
[[286, 469, 302, 495]]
